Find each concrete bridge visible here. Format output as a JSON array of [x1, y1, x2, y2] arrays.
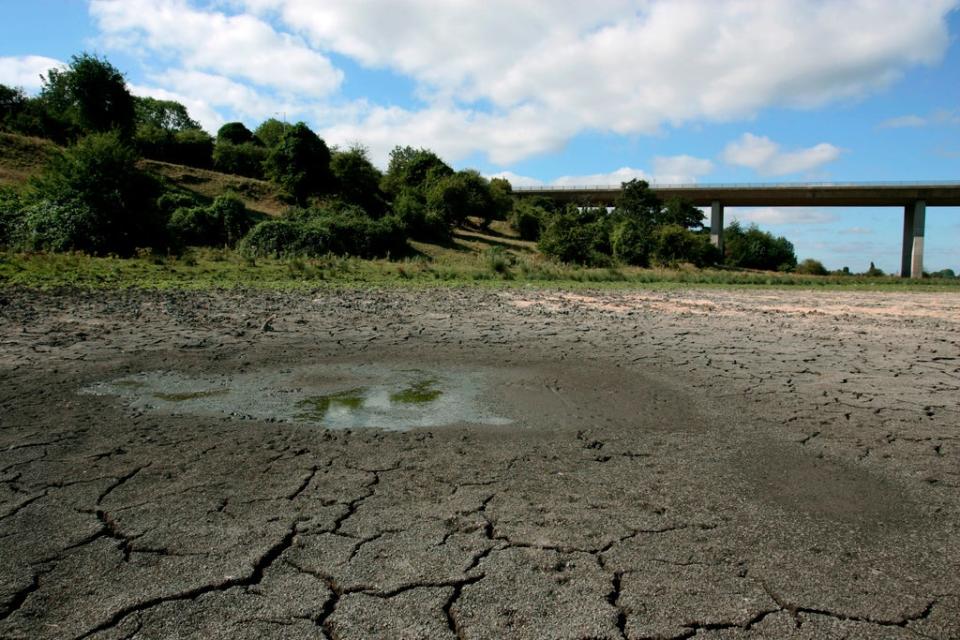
[[514, 182, 960, 278]]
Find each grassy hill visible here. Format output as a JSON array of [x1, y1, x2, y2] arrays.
[[0, 132, 287, 217]]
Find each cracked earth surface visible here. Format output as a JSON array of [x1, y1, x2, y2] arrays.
[[0, 286, 958, 639]]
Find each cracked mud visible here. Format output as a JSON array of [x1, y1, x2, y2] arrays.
[[0, 287, 958, 639]]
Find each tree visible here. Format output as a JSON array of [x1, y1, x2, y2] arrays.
[[39, 53, 136, 139], [424, 170, 496, 230], [254, 118, 294, 148], [611, 179, 664, 265], [135, 97, 201, 132], [217, 122, 257, 146], [724, 221, 797, 271], [794, 258, 829, 275], [264, 122, 334, 204], [330, 145, 386, 216], [663, 197, 704, 230], [381, 146, 452, 197], [488, 177, 514, 222]]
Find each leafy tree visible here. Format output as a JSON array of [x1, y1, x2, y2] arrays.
[[330, 145, 386, 216], [26, 131, 163, 253], [254, 118, 294, 148], [724, 221, 797, 271], [488, 177, 514, 222], [169, 129, 214, 168], [610, 179, 664, 265], [662, 197, 704, 230], [381, 146, 452, 197], [39, 53, 136, 139], [865, 261, 885, 277], [424, 170, 496, 230], [135, 97, 201, 132], [264, 122, 334, 204], [216, 122, 256, 145], [930, 268, 956, 279], [0, 84, 27, 130]]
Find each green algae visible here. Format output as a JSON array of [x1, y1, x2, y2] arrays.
[[390, 378, 442, 404], [296, 388, 367, 420], [153, 388, 229, 402]]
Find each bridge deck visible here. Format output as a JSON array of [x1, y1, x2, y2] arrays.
[[514, 182, 960, 207]]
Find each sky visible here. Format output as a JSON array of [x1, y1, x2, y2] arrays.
[[1, 0, 958, 273]]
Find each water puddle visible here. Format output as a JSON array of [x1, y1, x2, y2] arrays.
[[81, 364, 512, 432]]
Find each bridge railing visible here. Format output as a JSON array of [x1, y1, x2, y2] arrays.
[[512, 180, 960, 191]]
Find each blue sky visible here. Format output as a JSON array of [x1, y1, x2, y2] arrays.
[[1, 0, 958, 273]]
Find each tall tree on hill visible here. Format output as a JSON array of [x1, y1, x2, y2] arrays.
[[264, 122, 334, 204], [40, 53, 136, 140]]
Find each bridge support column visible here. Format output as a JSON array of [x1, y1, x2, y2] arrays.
[[710, 201, 724, 253], [901, 201, 925, 278]]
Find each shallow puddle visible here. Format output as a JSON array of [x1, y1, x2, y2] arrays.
[[81, 364, 511, 431]]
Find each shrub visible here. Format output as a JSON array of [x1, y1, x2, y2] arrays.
[[20, 199, 103, 252], [652, 225, 720, 267], [213, 141, 267, 179], [168, 193, 252, 247], [794, 258, 829, 276], [29, 131, 164, 253], [538, 207, 611, 266], [509, 201, 545, 241], [241, 204, 407, 258], [0, 187, 23, 247], [393, 188, 448, 240]]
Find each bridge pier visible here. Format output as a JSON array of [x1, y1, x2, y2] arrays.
[[710, 201, 724, 253], [901, 201, 925, 278]]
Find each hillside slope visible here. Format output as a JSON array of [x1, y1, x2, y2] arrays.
[[0, 132, 287, 216]]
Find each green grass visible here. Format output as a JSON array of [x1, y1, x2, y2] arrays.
[[2, 247, 958, 291]]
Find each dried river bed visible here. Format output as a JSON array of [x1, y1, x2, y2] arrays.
[[0, 286, 958, 639]]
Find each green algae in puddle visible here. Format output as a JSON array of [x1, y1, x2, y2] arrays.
[[296, 388, 367, 420], [153, 389, 229, 402], [114, 379, 146, 389], [390, 378, 442, 404]]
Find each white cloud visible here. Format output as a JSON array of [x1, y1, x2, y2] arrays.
[[732, 207, 838, 225], [90, 0, 342, 97], [88, 0, 957, 165], [485, 158, 712, 188], [879, 109, 960, 128], [652, 155, 714, 183], [722, 133, 842, 176], [0, 55, 65, 91]]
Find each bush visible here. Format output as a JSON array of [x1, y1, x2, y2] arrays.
[[29, 131, 164, 253], [538, 207, 611, 266], [392, 188, 447, 240], [509, 200, 545, 241], [213, 141, 267, 179], [0, 187, 23, 247], [241, 204, 407, 258], [330, 146, 386, 216], [652, 225, 720, 267], [20, 199, 103, 252], [169, 193, 252, 247], [794, 258, 829, 276]]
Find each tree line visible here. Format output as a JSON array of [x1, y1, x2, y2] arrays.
[[0, 52, 813, 273]]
